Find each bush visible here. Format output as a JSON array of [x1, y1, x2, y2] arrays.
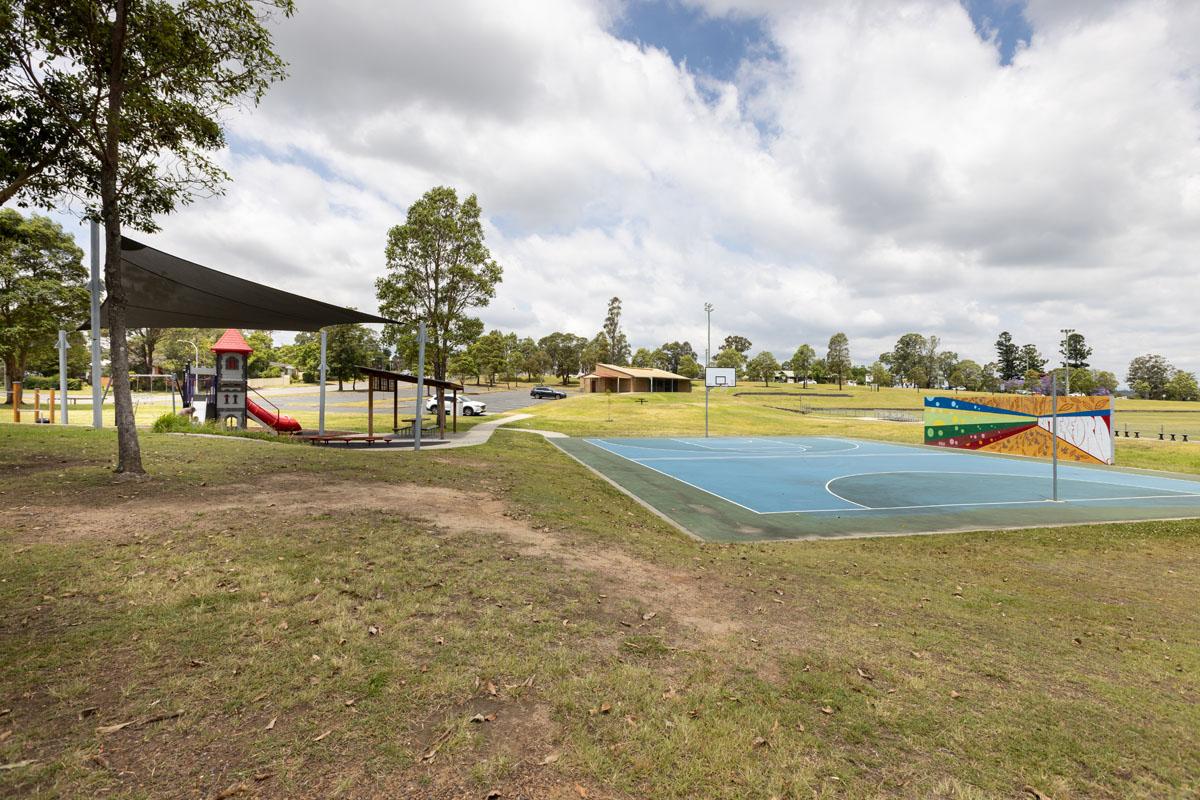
[[152, 411, 202, 433], [18, 375, 82, 391]]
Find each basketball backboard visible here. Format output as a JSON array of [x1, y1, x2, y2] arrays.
[[705, 367, 736, 388]]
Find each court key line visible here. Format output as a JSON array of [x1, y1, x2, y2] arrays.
[[758, 492, 1200, 515]]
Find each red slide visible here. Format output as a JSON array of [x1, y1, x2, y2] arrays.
[[246, 397, 302, 433]]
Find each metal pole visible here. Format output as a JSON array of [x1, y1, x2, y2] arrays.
[[89, 220, 103, 429], [1051, 372, 1059, 502], [58, 330, 69, 425], [318, 329, 327, 434], [705, 385, 710, 437], [414, 321, 426, 451], [704, 302, 713, 367]]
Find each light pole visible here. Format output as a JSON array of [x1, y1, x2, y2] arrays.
[[704, 302, 714, 367], [188, 340, 200, 365], [1060, 328, 1075, 395]]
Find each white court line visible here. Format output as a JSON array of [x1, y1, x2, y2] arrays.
[[635, 452, 952, 462], [669, 437, 810, 453], [823, 469, 1200, 498], [758, 492, 1200, 515], [585, 439, 764, 515]]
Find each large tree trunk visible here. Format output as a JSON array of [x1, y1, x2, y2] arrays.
[[103, 0, 143, 474]]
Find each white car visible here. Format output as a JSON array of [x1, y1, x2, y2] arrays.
[[425, 395, 487, 416]]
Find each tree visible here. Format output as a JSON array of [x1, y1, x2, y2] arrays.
[[883, 333, 928, 387], [948, 359, 983, 391], [995, 332, 1020, 381], [3, 0, 294, 473], [599, 297, 631, 365], [1166, 370, 1199, 402], [378, 186, 503, 385], [659, 341, 697, 373], [448, 351, 478, 386], [676, 354, 700, 379], [630, 347, 656, 368], [1061, 332, 1092, 369], [538, 332, 587, 385], [980, 362, 1001, 392], [128, 328, 165, 374], [713, 347, 746, 373], [722, 335, 752, 356], [276, 332, 321, 382], [469, 330, 510, 386], [869, 361, 893, 388], [810, 358, 829, 384], [0, 209, 87, 405], [324, 324, 381, 391], [746, 351, 780, 386], [826, 332, 850, 390], [935, 350, 958, 388], [1093, 370, 1119, 395], [1068, 366, 1095, 395], [580, 332, 608, 374], [516, 337, 549, 382], [1019, 344, 1046, 376], [1126, 354, 1172, 399], [790, 344, 816, 388]]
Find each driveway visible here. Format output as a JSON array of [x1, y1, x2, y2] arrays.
[[470, 387, 578, 415]]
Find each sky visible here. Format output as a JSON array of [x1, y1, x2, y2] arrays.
[[48, 0, 1200, 377]]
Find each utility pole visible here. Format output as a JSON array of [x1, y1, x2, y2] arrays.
[[704, 302, 714, 367]]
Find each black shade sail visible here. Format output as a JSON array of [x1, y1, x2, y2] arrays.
[[93, 237, 402, 331]]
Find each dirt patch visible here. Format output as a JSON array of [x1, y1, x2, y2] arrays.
[[8, 474, 746, 640]]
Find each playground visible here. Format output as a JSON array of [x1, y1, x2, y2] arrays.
[[556, 435, 1200, 541]]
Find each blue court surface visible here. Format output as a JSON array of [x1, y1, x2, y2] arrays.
[[553, 436, 1200, 541]]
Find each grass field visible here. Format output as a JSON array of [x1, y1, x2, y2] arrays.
[[2, 405, 1199, 798]]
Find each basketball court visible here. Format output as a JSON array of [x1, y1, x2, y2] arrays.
[[553, 435, 1200, 541]]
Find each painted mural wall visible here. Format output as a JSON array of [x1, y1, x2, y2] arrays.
[[924, 395, 1114, 465]]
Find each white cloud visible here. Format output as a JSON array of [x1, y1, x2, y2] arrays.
[[59, 0, 1200, 376]]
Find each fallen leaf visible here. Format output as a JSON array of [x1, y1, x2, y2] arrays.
[[0, 760, 34, 770], [213, 782, 247, 799], [574, 784, 589, 798], [96, 720, 135, 735], [470, 713, 486, 724], [344, 699, 356, 707], [599, 702, 612, 714], [78, 706, 99, 719], [820, 706, 834, 715], [950, 690, 962, 700], [752, 736, 769, 748], [368, 625, 380, 636], [265, 716, 277, 731], [485, 791, 502, 799], [662, 687, 678, 700], [313, 729, 332, 742], [856, 667, 874, 681], [276, 621, 288, 631], [1023, 787, 1051, 800], [250, 692, 268, 703], [485, 681, 498, 697], [641, 611, 656, 621], [538, 752, 559, 765]]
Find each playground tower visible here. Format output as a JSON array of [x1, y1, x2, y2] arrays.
[[212, 328, 252, 429]]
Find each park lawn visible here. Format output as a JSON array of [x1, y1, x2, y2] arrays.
[[514, 391, 1200, 475], [1, 424, 1199, 799]]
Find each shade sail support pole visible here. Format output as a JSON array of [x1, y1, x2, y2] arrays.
[[318, 329, 327, 435], [89, 221, 103, 429], [414, 321, 426, 452], [58, 330, 69, 425]]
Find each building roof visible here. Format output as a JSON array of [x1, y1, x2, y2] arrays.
[[92, 237, 402, 331], [587, 363, 692, 381], [211, 328, 253, 354], [356, 365, 464, 392]]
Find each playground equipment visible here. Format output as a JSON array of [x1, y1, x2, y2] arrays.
[[178, 329, 301, 434]]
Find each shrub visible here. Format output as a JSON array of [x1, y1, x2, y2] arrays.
[[152, 412, 202, 433], [18, 375, 82, 391]]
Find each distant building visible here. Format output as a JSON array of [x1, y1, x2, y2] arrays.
[[774, 369, 796, 383], [580, 363, 693, 393]]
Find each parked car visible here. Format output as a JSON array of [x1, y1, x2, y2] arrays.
[[425, 395, 487, 416], [530, 386, 567, 399]]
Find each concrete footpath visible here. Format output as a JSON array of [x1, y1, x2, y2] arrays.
[[438, 413, 567, 449]]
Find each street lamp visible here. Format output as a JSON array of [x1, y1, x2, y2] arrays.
[[188, 340, 200, 365], [704, 302, 714, 367], [1060, 328, 1075, 395]]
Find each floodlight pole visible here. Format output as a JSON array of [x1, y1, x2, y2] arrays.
[[704, 302, 713, 367], [58, 330, 68, 425], [318, 329, 327, 435], [1051, 372, 1059, 502], [414, 321, 426, 451], [89, 220, 103, 429]]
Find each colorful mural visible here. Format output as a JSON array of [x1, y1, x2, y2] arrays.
[[924, 395, 1114, 465]]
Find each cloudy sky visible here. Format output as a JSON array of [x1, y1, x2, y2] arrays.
[[57, 0, 1200, 375]]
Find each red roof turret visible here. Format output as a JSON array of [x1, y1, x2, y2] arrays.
[[211, 328, 254, 355]]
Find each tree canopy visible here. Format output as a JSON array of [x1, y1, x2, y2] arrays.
[[0, 209, 87, 404], [377, 186, 503, 382]]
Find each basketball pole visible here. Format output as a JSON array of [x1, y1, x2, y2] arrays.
[[705, 384, 710, 438], [1051, 372, 1059, 502]]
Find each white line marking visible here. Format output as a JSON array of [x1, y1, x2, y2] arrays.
[[634, 452, 952, 462], [585, 439, 764, 515], [758, 493, 1200, 515]]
